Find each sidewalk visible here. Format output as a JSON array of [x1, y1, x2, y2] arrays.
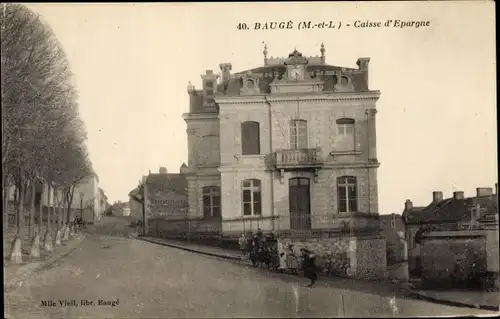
[[3, 233, 86, 293], [408, 288, 499, 311]]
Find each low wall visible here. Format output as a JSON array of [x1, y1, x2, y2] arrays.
[[148, 217, 222, 240], [420, 230, 487, 289], [277, 232, 387, 280]]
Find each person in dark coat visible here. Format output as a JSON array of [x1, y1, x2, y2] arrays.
[[301, 248, 318, 288]]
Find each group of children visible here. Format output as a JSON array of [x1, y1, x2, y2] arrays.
[[238, 231, 319, 288]]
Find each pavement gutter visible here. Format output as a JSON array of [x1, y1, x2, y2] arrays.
[[406, 288, 499, 311], [4, 235, 87, 293], [139, 236, 500, 312]]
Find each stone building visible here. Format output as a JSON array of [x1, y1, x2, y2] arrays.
[[185, 44, 380, 233], [183, 45, 387, 279], [144, 166, 188, 220]]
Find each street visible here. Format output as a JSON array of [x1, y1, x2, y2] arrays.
[[4, 217, 495, 318]]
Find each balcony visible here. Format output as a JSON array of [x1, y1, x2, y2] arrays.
[[274, 148, 323, 170]]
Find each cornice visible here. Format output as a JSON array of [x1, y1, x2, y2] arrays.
[[214, 91, 381, 105], [182, 112, 219, 121], [323, 162, 381, 169]]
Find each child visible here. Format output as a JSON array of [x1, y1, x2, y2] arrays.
[[286, 245, 299, 275]]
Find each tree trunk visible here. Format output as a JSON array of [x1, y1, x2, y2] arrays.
[[3, 173, 8, 234], [29, 178, 36, 241], [16, 167, 26, 237], [38, 180, 43, 234], [66, 186, 75, 224], [46, 182, 51, 233], [54, 188, 60, 229]]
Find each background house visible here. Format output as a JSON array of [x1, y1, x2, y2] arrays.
[[5, 174, 106, 225], [403, 184, 499, 289]]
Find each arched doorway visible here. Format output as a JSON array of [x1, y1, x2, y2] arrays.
[[289, 177, 311, 230]]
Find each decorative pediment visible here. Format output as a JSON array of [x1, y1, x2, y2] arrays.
[[240, 71, 260, 95], [284, 49, 309, 66], [333, 70, 355, 92]]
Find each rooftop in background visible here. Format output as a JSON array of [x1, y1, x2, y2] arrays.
[[402, 185, 498, 225]]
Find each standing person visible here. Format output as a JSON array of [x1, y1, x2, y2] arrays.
[[301, 248, 318, 288], [238, 233, 247, 257], [286, 245, 299, 275], [277, 241, 288, 273]]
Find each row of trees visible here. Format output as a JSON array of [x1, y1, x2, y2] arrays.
[[1, 4, 93, 261]]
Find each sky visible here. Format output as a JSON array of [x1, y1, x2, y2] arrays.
[[26, 2, 497, 214]]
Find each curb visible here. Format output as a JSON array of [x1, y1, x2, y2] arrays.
[[4, 235, 87, 293], [408, 290, 499, 312], [137, 237, 243, 262]]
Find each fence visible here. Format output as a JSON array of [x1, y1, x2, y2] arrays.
[[147, 212, 382, 243], [4, 201, 81, 231]]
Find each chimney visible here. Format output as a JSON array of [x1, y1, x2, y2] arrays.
[[405, 199, 413, 210], [453, 191, 465, 200], [180, 163, 188, 174], [476, 187, 493, 197], [432, 191, 443, 203], [219, 63, 232, 83], [356, 57, 370, 71], [159, 167, 168, 174]]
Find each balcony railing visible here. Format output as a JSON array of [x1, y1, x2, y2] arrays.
[[274, 148, 323, 169]]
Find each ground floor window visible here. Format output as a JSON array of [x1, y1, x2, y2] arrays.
[[202, 186, 221, 218], [242, 179, 262, 216], [337, 176, 358, 213]]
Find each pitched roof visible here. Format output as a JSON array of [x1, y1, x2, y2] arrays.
[[403, 195, 498, 225], [146, 173, 188, 196]]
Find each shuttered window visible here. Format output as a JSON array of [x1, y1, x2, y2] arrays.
[[241, 121, 260, 155]]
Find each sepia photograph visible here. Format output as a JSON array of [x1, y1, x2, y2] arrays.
[[2, 1, 498, 318]]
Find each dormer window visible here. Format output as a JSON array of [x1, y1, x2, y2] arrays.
[[246, 79, 255, 89]]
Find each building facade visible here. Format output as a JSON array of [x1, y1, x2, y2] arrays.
[[6, 174, 104, 223], [184, 45, 381, 237], [144, 166, 188, 220]]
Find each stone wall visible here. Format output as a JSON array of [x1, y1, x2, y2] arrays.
[[278, 233, 351, 276], [277, 232, 387, 280], [420, 231, 487, 288], [354, 236, 388, 280]]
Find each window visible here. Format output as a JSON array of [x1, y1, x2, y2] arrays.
[[336, 118, 355, 150], [203, 186, 221, 218], [290, 119, 308, 149], [337, 176, 358, 213], [336, 118, 355, 136], [241, 121, 260, 155], [242, 179, 262, 216]]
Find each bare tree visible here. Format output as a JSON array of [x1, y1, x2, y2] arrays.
[[1, 4, 92, 259]]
